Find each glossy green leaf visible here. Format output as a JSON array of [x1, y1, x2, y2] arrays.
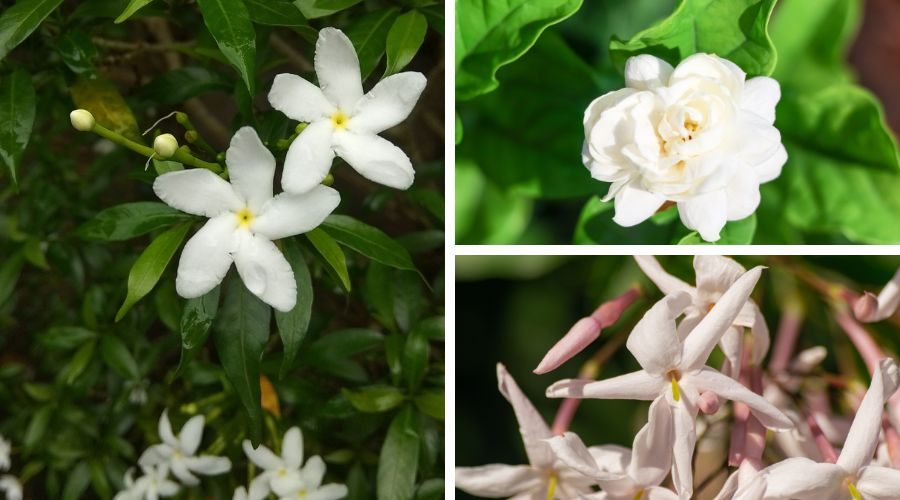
[[345, 7, 400, 79], [413, 391, 443, 420], [384, 10, 427, 77], [244, 0, 306, 26], [306, 228, 351, 292], [304, 329, 384, 360], [323, 215, 416, 271], [99, 335, 140, 380], [114, 0, 155, 23], [177, 286, 220, 373], [377, 406, 420, 500], [115, 223, 191, 321], [78, 202, 194, 241], [0, 70, 36, 186], [276, 238, 313, 378], [609, 0, 778, 77], [139, 66, 231, 105], [677, 214, 757, 244], [294, 0, 362, 19], [214, 277, 271, 442], [56, 30, 98, 75], [0, 0, 64, 60], [62, 339, 96, 385], [573, 197, 680, 244], [403, 324, 429, 392], [342, 385, 406, 413], [196, 0, 257, 95]]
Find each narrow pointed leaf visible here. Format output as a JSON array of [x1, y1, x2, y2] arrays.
[[176, 286, 221, 374], [377, 406, 420, 500], [383, 10, 427, 77], [323, 215, 415, 271], [78, 202, 194, 241], [0, 69, 36, 186], [116, 223, 191, 321], [276, 238, 313, 378], [306, 228, 351, 292], [0, 0, 64, 60], [196, 0, 257, 95]]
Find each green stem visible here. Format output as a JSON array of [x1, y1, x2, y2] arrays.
[[171, 146, 223, 173], [91, 123, 223, 174]]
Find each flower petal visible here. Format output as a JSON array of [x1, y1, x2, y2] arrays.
[[857, 465, 900, 499], [226, 127, 276, 212], [282, 120, 336, 194], [333, 131, 414, 190], [314, 28, 363, 111], [677, 190, 728, 242], [159, 410, 178, 448], [613, 184, 666, 227], [170, 458, 200, 486], [741, 76, 780, 125], [836, 358, 900, 472], [693, 255, 747, 298], [350, 72, 426, 134], [178, 415, 205, 456], [546, 433, 608, 479], [252, 186, 340, 241], [680, 266, 764, 371], [758, 457, 843, 499], [670, 401, 697, 499], [496, 363, 554, 468], [736, 112, 785, 184], [724, 168, 761, 221], [185, 455, 231, 476], [633, 256, 694, 296], [307, 484, 350, 500], [154, 169, 241, 217], [242, 440, 282, 470], [267, 73, 335, 123], [233, 232, 297, 312], [455, 464, 541, 497], [629, 396, 674, 488], [546, 370, 666, 401], [300, 455, 326, 490], [138, 444, 172, 467], [684, 367, 791, 430], [281, 427, 304, 469], [271, 469, 304, 496], [625, 54, 674, 90], [175, 215, 237, 299], [626, 292, 691, 375]]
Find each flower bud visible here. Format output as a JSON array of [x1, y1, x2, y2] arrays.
[[70, 109, 95, 131], [184, 130, 199, 144], [153, 133, 179, 159], [853, 292, 879, 322]]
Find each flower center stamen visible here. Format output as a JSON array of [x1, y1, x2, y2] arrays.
[[236, 208, 254, 227], [330, 110, 349, 130], [632, 488, 645, 500], [669, 370, 682, 401], [847, 482, 862, 500], [546, 473, 558, 500]]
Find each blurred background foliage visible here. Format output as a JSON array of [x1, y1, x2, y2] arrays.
[[455, 0, 900, 244], [0, 0, 444, 498], [455, 255, 900, 499]]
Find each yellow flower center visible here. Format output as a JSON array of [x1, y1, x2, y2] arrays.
[[236, 208, 254, 227], [546, 473, 558, 500], [633, 488, 645, 500], [331, 110, 349, 130], [669, 370, 682, 402], [847, 481, 862, 500], [296, 490, 308, 499]]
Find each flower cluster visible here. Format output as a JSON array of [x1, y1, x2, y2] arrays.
[[456, 257, 900, 499], [0, 434, 22, 500]]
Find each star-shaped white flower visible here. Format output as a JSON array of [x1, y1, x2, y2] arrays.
[[734, 358, 900, 500], [138, 410, 231, 486], [455, 363, 596, 499], [0, 434, 10, 471], [268, 27, 427, 193], [113, 465, 180, 500], [635, 255, 770, 376], [0, 475, 22, 500], [154, 127, 339, 311], [242, 427, 347, 500], [547, 267, 792, 498]]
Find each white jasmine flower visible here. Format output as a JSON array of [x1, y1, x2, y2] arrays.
[[138, 410, 231, 486], [243, 427, 347, 500], [0, 434, 10, 471], [735, 358, 900, 499], [154, 127, 339, 311], [635, 255, 769, 376], [854, 267, 900, 323], [268, 27, 426, 193], [455, 364, 596, 499], [0, 475, 21, 500], [583, 53, 786, 241], [113, 465, 179, 500], [547, 268, 792, 498]]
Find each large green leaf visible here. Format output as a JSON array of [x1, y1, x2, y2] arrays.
[[0, 0, 64, 60], [177, 286, 221, 374], [115, 223, 191, 321], [114, 0, 155, 23], [196, 0, 257, 95], [322, 215, 415, 271], [345, 7, 400, 80], [294, 0, 362, 19], [377, 406, 420, 500], [455, 159, 532, 245], [455, 0, 583, 100], [244, 0, 306, 26], [275, 238, 313, 378], [214, 277, 271, 442], [306, 228, 351, 292], [139, 67, 231, 105], [573, 197, 680, 244], [78, 202, 194, 241], [0, 70, 35, 186], [383, 10, 427, 77], [609, 0, 778, 77]]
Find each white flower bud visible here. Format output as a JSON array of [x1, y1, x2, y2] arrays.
[[69, 109, 95, 131], [153, 133, 179, 159]]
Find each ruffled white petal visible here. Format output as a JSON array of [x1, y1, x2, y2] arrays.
[[546, 433, 609, 479], [350, 72, 426, 134], [455, 464, 541, 498], [154, 169, 241, 217], [314, 28, 363, 111], [626, 292, 691, 375], [546, 370, 666, 401], [725, 168, 761, 220], [741, 77, 780, 125], [282, 120, 336, 194], [333, 131, 414, 190], [625, 55, 674, 90], [612, 184, 666, 227], [226, 127, 276, 212], [175, 215, 237, 299], [267, 73, 335, 123], [252, 186, 340, 241], [677, 189, 728, 242], [496, 363, 554, 469], [232, 232, 297, 312]]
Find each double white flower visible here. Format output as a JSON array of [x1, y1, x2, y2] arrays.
[[154, 127, 339, 311], [138, 410, 231, 485], [583, 53, 786, 241], [268, 28, 426, 193]]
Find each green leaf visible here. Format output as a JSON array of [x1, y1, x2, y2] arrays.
[[294, 0, 362, 19], [609, 0, 779, 77], [455, 0, 583, 100], [383, 11, 427, 77], [377, 406, 420, 500], [62, 339, 97, 385], [214, 277, 271, 442], [139, 67, 231, 105], [56, 29, 98, 75], [61, 462, 90, 500], [36, 326, 98, 351], [244, 0, 306, 26], [0, 0, 64, 60], [323, 215, 416, 271], [345, 7, 401, 79], [24, 405, 53, 450], [677, 214, 757, 244], [78, 202, 193, 241], [114, 0, 155, 23], [197, 0, 257, 95], [177, 286, 221, 373], [0, 69, 36, 186], [70, 77, 142, 141], [306, 228, 351, 292], [455, 159, 532, 244], [99, 335, 140, 380], [115, 223, 191, 321], [0, 252, 25, 306], [342, 385, 406, 413], [275, 238, 313, 378], [88, 461, 111, 500], [573, 197, 679, 244], [403, 324, 429, 392], [304, 329, 384, 360], [413, 391, 443, 420]]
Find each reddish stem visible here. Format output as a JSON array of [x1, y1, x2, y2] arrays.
[[805, 412, 838, 463]]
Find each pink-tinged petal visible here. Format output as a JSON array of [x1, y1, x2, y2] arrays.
[[643, 486, 680, 500], [718, 325, 743, 378], [225, 127, 276, 212], [586, 444, 630, 476], [282, 120, 335, 194], [242, 440, 282, 470], [233, 232, 297, 312], [684, 367, 791, 430], [680, 267, 764, 371], [856, 464, 900, 499], [534, 317, 601, 375], [759, 457, 843, 499], [836, 358, 900, 473], [455, 464, 541, 498], [496, 363, 554, 469], [307, 484, 350, 500], [546, 370, 666, 401], [184, 455, 230, 476], [158, 410, 178, 448], [854, 292, 880, 323], [627, 292, 691, 375], [696, 391, 722, 415], [677, 190, 728, 242], [624, 55, 674, 90], [154, 169, 241, 217], [333, 132, 414, 190], [629, 396, 674, 488], [267, 73, 334, 123], [670, 401, 697, 499], [281, 427, 304, 469], [252, 186, 340, 241], [178, 415, 205, 455], [545, 433, 608, 479], [633, 256, 693, 296], [741, 77, 780, 125], [612, 184, 666, 227], [350, 72, 426, 134], [175, 215, 237, 299], [693, 255, 746, 298], [314, 28, 363, 111], [857, 268, 900, 323], [748, 304, 771, 365]]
